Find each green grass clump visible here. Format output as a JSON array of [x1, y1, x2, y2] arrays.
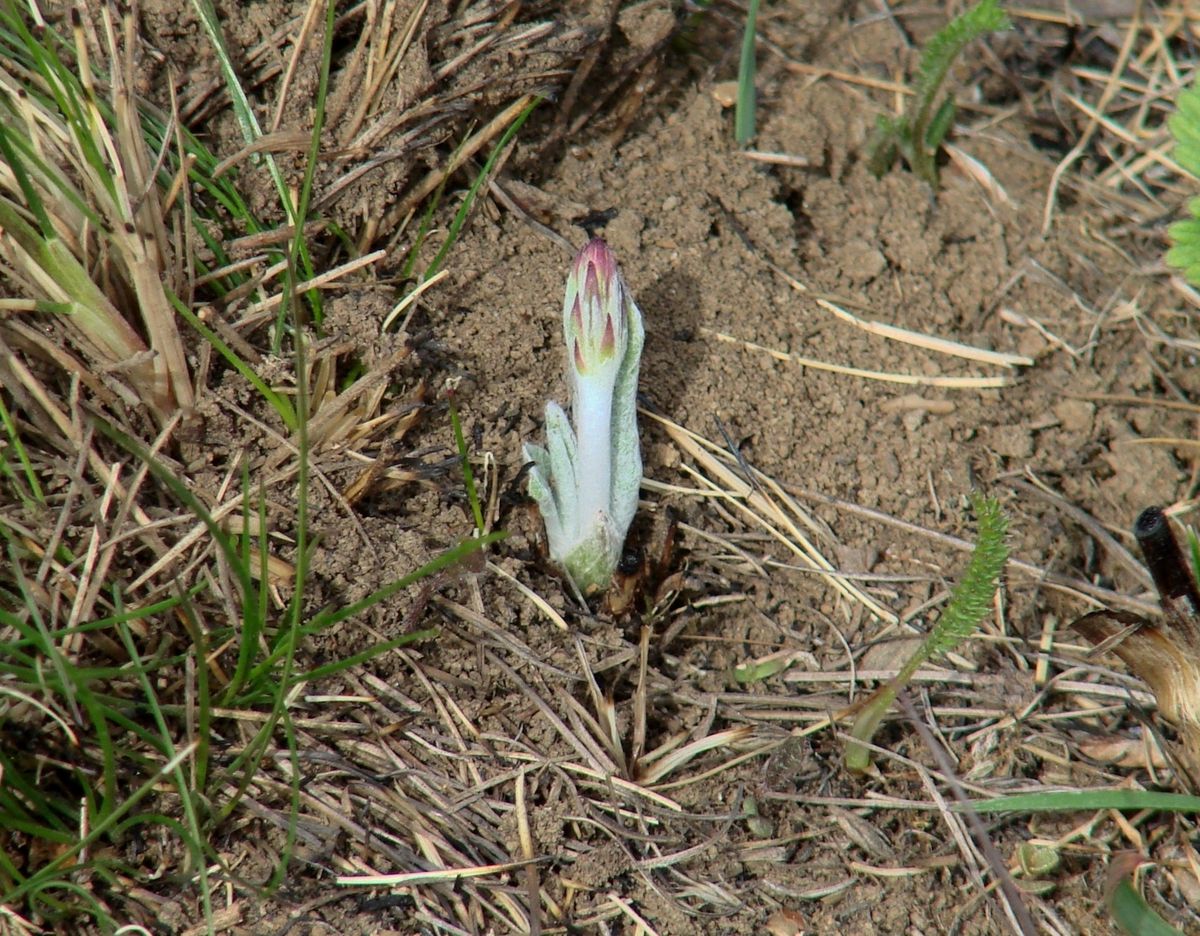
[[866, 0, 1010, 187], [0, 473, 499, 930], [0, 3, 505, 931], [845, 493, 1008, 772]]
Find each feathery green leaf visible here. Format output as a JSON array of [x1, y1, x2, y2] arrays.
[[865, 0, 1010, 186], [1167, 82, 1200, 285], [846, 494, 1008, 772], [922, 493, 1009, 659]]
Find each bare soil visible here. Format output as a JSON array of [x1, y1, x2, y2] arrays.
[[19, 0, 1200, 933]]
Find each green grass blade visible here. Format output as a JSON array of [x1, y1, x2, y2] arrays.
[[303, 530, 505, 636], [114, 620, 212, 921], [0, 587, 199, 648], [865, 115, 902, 178], [0, 188, 144, 367], [0, 751, 76, 837], [0, 115, 54, 236], [2, 541, 78, 717], [1188, 527, 1200, 586], [77, 691, 119, 821], [294, 628, 439, 686], [734, 0, 760, 145], [964, 789, 1200, 813], [266, 710, 301, 893], [88, 417, 255, 604], [220, 466, 270, 706], [1109, 877, 1185, 936], [400, 177, 447, 282], [1168, 82, 1200, 285], [449, 396, 486, 534], [909, 0, 1010, 183], [175, 597, 212, 795], [0, 395, 44, 507], [188, 0, 321, 322], [0, 740, 199, 908], [842, 684, 897, 773], [172, 297, 297, 429], [256, 0, 339, 884], [425, 97, 540, 280], [25, 878, 107, 928]]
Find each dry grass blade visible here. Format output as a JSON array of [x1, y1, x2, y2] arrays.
[[0, 352, 167, 555], [0, 4, 193, 421], [605, 892, 662, 936], [379, 93, 538, 228], [643, 408, 897, 624], [335, 859, 535, 888], [487, 560, 569, 631], [1037, 6, 1200, 227], [701, 329, 1013, 389], [638, 726, 755, 786], [342, 1, 430, 143], [264, 331, 412, 473], [239, 249, 386, 317], [1042, 7, 1140, 232], [900, 694, 1038, 936], [102, 6, 193, 411], [749, 249, 1032, 369]]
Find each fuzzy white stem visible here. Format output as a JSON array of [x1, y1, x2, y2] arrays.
[[572, 385, 613, 537]]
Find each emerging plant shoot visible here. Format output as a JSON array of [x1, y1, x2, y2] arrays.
[[524, 239, 645, 594], [865, 0, 1010, 187], [845, 493, 1008, 772]]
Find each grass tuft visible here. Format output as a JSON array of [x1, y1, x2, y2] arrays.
[[0, 4, 509, 929]]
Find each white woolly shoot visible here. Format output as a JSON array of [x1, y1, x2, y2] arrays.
[[523, 239, 645, 594]]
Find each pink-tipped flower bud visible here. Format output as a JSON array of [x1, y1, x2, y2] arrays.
[[563, 239, 633, 383], [525, 236, 645, 594]]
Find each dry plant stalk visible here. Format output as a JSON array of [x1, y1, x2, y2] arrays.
[[1073, 507, 1200, 775]]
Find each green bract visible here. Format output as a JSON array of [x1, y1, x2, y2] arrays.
[[524, 239, 645, 594]]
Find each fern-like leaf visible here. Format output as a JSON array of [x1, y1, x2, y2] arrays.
[[845, 493, 1009, 773], [866, 0, 1010, 186], [911, 0, 1010, 108], [921, 493, 1009, 659]]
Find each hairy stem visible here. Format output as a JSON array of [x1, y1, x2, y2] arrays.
[[573, 388, 614, 534]]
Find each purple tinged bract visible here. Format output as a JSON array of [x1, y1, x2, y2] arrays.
[[564, 239, 630, 380]]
